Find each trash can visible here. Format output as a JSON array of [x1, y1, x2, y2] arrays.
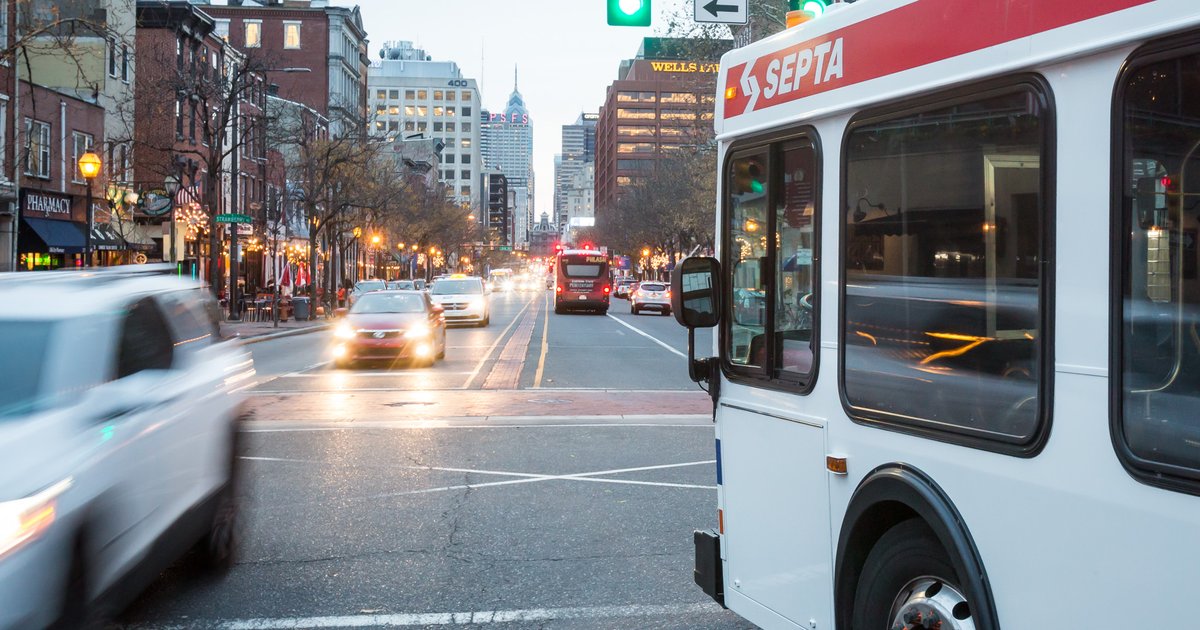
[[292, 297, 311, 320]]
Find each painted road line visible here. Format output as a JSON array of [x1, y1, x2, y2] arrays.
[[460, 297, 534, 389], [532, 289, 551, 388], [482, 297, 540, 389], [136, 602, 725, 629], [605, 313, 687, 359]]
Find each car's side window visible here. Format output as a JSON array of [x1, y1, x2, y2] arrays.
[[159, 290, 216, 351], [117, 298, 175, 378]]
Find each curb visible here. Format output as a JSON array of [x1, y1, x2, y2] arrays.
[[234, 322, 331, 346]]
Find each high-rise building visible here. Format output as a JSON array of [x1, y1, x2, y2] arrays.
[[554, 112, 597, 230], [368, 41, 482, 211], [595, 38, 732, 218], [481, 68, 534, 248], [197, 0, 370, 137]]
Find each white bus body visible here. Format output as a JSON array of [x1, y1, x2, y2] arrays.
[[693, 1, 1200, 628]]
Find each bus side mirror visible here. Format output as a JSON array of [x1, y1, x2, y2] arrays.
[[671, 257, 721, 329], [671, 257, 722, 390]]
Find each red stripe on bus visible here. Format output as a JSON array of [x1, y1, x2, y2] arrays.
[[723, 0, 1154, 119]]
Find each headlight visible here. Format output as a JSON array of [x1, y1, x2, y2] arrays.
[[405, 323, 431, 338], [0, 478, 71, 560], [334, 323, 356, 339], [468, 296, 485, 309]]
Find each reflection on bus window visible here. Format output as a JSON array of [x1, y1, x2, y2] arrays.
[[1119, 50, 1200, 472], [842, 87, 1047, 443], [727, 151, 768, 368], [775, 142, 817, 378]]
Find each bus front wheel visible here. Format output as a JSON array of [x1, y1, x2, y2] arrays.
[[853, 519, 976, 630]]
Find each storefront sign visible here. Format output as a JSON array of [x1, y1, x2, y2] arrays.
[[21, 190, 81, 222]]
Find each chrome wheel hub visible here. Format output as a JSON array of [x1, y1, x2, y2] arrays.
[[889, 577, 975, 630]]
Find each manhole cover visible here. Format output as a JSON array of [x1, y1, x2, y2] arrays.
[[384, 401, 436, 407], [527, 398, 574, 404]]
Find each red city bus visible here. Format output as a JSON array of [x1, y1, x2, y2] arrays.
[[554, 249, 610, 314]]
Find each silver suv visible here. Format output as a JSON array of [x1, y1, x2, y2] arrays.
[[0, 266, 252, 627]]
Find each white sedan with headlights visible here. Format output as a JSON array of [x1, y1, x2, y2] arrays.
[[429, 275, 490, 327], [0, 266, 253, 628]]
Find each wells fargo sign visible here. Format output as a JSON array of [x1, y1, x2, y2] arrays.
[[649, 61, 720, 73]]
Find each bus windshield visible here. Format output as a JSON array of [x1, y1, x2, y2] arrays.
[[560, 255, 608, 278]]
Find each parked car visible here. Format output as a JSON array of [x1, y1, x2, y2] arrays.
[[347, 279, 387, 307], [631, 281, 671, 315], [430, 275, 490, 326], [332, 290, 446, 369], [0, 265, 252, 628], [387, 279, 426, 291], [614, 279, 638, 299]]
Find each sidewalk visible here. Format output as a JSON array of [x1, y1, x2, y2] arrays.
[[221, 316, 330, 345]]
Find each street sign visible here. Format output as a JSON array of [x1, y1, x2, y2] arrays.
[[695, 0, 747, 24], [498, 246, 513, 251], [214, 213, 253, 224]]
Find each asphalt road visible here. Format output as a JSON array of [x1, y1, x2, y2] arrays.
[[114, 289, 747, 630]]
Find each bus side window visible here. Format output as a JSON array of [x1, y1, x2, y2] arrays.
[[727, 151, 769, 368], [842, 85, 1049, 446], [1117, 47, 1200, 478]]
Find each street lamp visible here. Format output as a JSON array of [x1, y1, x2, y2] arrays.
[[78, 151, 102, 267], [164, 175, 180, 265]]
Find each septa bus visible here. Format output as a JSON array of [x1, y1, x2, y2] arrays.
[[670, 1, 1200, 628], [553, 249, 611, 314]]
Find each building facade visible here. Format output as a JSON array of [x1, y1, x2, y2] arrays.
[[199, 0, 369, 136], [554, 111, 597, 234], [368, 41, 481, 211], [594, 38, 731, 217], [481, 71, 533, 248]]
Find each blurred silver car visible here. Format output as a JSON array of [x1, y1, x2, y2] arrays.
[[0, 266, 253, 628], [631, 281, 671, 315]]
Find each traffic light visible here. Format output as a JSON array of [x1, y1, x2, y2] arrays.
[[608, 0, 651, 27], [732, 158, 764, 195], [787, 0, 827, 26]]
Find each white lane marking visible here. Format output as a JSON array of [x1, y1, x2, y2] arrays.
[[605, 314, 687, 359], [148, 602, 724, 629], [277, 371, 472, 378], [461, 297, 535, 389], [243, 421, 712, 433], [241, 457, 717, 497]]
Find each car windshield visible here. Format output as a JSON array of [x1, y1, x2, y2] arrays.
[[641, 283, 666, 292], [355, 281, 387, 293], [432, 279, 483, 295], [0, 321, 52, 418], [390, 281, 415, 290], [351, 292, 426, 314]]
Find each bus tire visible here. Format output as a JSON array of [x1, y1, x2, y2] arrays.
[[853, 519, 974, 630]]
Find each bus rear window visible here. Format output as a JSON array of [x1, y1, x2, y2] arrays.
[[565, 264, 602, 277], [1117, 47, 1200, 479], [842, 84, 1050, 448]]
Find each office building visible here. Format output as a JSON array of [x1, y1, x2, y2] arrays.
[[368, 41, 481, 211], [594, 38, 732, 216], [553, 112, 597, 229], [481, 69, 534, 247]]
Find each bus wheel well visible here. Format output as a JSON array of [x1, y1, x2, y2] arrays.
[[833, 464, 999, 630]]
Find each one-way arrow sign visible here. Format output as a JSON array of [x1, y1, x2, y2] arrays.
[[694, 0, 747, 24]]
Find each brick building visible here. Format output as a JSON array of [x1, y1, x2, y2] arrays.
[[594, 38, 731, 219], [199, 0, 370, 136]]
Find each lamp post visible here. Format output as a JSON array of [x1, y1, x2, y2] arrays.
[[78, 151, 102, 267], [370, 234, 381, 279]]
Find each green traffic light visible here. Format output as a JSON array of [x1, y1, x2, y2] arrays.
[[801, 0, 826, 16], [608, 0, 650, 26]]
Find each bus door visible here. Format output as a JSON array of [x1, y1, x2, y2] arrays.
[[717, 141, 834, 626]]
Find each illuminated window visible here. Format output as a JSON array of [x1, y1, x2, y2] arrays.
[[244, 20, 261, 48], [446, 91, 456, 101], [446, 107, 456, 117], [661, 110, 697, 121], [417, 90, 427, 99], [661, 92, 697, 104], [617, 142, 654, 154], [388, 105, 400, 115], [433, 106, 444, 117], [405, 90, 415, 99], [660, 126, 685, 137], [284, 21, 301, 49], [434, 91, 443, 100], [617, 108, 656, 120], [618, 125, 655, 137], [445, 122, 456, 132], [416, 106, 427, 117], [405, 105, 415, 117], [376, 90, 387, 100]]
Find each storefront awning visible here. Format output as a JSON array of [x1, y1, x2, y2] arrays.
[[124, 224, 160, 251], [22, 218, 86, 254], [91, 223, 125, 251]]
